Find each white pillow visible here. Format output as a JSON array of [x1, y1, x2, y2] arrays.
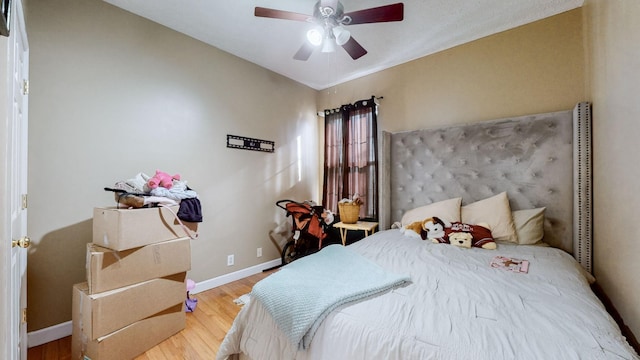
[[401, 197, 462, 226], [512, 208, 546, 245], [461, 192, 518, 243]]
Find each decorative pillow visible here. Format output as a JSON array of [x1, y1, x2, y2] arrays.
[[461, 192, 518, 243], [400, 197, 461, 227], [512, 207, 546, 245]]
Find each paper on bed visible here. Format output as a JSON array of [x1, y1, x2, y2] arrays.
[[251, 244, 410, 350]]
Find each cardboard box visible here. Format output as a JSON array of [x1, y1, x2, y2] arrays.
[[73, 272, 186, 340], [93, 206, 197, 251], [86, 238, 191, 294], [72, 302, 185, 360]]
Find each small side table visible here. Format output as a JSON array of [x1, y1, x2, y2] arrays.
[[333, 221, 379, 246]]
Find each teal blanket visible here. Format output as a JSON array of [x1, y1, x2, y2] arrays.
[[251, 244, 410, 350]]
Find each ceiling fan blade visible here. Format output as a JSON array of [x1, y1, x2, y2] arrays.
[[342, 37, 367, 60], [293, 42, 315, 61], [344, 3, 404, 25], [254, 7, 311, 22]]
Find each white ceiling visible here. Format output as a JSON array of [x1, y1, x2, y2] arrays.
[[102, 0, 583, 90]]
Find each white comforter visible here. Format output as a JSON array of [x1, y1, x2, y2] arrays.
[[217, 230, 639, 360]]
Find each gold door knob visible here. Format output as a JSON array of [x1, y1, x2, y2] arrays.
[[12, 236, 31, 249]]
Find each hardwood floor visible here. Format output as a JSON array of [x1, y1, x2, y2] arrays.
[[27, 270, 275, 360]]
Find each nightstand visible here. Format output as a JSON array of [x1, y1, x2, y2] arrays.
[[333, 221, 379, 246]]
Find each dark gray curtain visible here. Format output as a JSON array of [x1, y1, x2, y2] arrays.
[[322, 96, 378, 221]]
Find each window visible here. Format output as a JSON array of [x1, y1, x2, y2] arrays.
[[322, 96, 378, 221]]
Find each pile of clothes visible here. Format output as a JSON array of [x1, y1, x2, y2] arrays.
[[105, 170, 202, 223]]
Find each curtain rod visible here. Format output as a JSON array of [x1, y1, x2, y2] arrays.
[[317, 95, 383, 117]]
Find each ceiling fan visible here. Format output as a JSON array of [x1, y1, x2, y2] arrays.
[[254, 1, 404, 61]]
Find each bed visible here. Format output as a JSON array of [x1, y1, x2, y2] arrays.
[[217, 102, 639, 360]]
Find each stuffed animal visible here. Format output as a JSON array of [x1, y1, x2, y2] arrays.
[[147, 170, 180, 190], [423, 217, 450, 241], [430, 220, 496, 250], [401, 220, 425, 238], [444, 222, 496, 250], [401, 216, 446, 239], [448, 232, 473, 248]]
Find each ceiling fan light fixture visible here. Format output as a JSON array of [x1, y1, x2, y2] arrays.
[[255, 1, 405, 61], [333, 26, 350, 46], [321, 35, 336, 53], [306, 28, 323, 46]]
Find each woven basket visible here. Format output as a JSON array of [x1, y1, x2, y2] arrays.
[[339, 203, 361, 224]]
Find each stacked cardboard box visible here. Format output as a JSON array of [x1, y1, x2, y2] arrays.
[[72, 206, 193, 360]]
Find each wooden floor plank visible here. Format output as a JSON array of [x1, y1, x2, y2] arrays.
[[26, 270, 274, 359]]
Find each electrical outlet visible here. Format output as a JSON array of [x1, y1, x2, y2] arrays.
[[227, 254, 234, 266], [257, 247, 263, 257]]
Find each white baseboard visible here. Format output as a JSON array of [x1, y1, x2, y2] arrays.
[[28, 320, 72, 348], [191, 258, 281, 294], [27, 258, 281, 348]]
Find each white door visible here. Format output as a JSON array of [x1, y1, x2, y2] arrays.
[[8, 0, 29, 358]]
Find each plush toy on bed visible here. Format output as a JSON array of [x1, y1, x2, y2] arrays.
[[401, 220, 426, 238], [402, 216, 450, 240], [448, 232, 473, 248], [422, 217, 450, 242], [432, 221, 497, 249], [147, 170, 181, 190]]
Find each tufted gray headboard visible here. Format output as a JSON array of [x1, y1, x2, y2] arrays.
[[379, 102, 592, 272]]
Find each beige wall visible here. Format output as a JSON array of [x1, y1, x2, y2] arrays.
[[317, 9, 587, 229], [316, 10, 586, 234], [585, 0, 640, 337], [23, 0, 640, 342], [317, 9, 586, 133], [317, 3, 640, 339], [26, 0, 318, 331]]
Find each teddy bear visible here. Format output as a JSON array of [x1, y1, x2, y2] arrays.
[[448, 232, 473, 248], [147, 170, 180, 190], [442, 222, 497, 249]]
